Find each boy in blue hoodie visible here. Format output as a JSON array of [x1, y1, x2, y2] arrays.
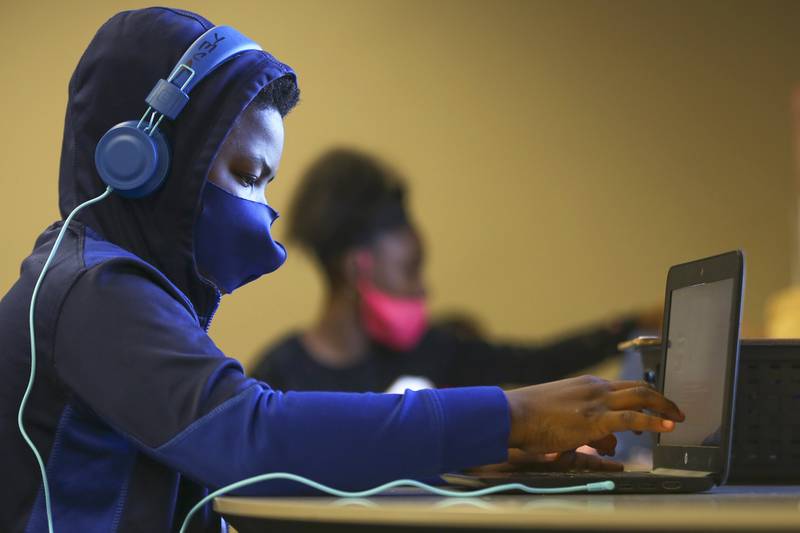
[[0, 8, 683, 532]]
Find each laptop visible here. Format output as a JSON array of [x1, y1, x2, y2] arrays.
[[445, 250, 745, 493]]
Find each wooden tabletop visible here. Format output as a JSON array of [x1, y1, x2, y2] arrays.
[[215, 485, 800, 532]]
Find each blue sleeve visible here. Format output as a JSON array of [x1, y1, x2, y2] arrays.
[[53, 262, 510, 493]]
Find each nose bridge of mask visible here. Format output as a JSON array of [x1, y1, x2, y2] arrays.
[[201, 180, 280, 229]]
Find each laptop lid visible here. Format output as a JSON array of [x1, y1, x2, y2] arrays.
[[652, 251, 745, 485]]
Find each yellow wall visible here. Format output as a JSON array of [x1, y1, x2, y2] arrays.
[[1, 0, 797, 369]]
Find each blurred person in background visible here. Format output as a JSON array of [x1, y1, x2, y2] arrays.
[[252, 148, 660, 393]]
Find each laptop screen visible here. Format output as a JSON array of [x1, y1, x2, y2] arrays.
[[660, 278, 734, 447]]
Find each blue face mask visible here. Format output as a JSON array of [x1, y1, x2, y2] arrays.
[[194, 182, 287, 294]]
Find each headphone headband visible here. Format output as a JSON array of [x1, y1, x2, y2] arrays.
[[169, 26, 262, 96], [145, 26, 261, 121], [145, 26, 262, 121]]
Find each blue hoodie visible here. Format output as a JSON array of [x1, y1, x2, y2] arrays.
[[0, 7, 510, 533]]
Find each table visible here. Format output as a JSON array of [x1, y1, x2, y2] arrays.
[[215, 485, 800, 532]]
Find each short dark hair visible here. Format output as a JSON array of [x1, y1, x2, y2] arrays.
[[250, 75, 300, 117], [288, 148, 410, 283]]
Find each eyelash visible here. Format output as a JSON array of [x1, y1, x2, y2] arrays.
[[237, 173, 259, 188]]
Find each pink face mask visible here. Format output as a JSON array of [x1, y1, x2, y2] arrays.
[[356, 254, 428, 351]]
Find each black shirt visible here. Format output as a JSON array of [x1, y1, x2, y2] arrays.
[[251, 321, 638, 392]]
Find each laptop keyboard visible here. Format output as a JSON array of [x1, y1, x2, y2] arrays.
[[509, 471, 656, 479]]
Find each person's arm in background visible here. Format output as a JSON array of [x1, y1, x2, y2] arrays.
[[434, 312, 657, 387]]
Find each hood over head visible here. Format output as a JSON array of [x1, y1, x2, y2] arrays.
[[58, 7, 296, 319]]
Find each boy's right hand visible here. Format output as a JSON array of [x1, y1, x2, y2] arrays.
[[505, 375, 685, 456]]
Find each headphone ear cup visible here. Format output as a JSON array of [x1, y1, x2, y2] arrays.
[[133, 127, 170, 198], [94, 121, 171, 198]]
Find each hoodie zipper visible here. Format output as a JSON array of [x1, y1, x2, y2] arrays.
[[203, 288, 222, 333]]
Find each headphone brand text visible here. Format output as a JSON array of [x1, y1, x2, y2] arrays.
[[193, 33, 226, 61]]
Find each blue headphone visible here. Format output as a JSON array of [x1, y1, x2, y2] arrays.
[[94, 26, 261, 198]]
